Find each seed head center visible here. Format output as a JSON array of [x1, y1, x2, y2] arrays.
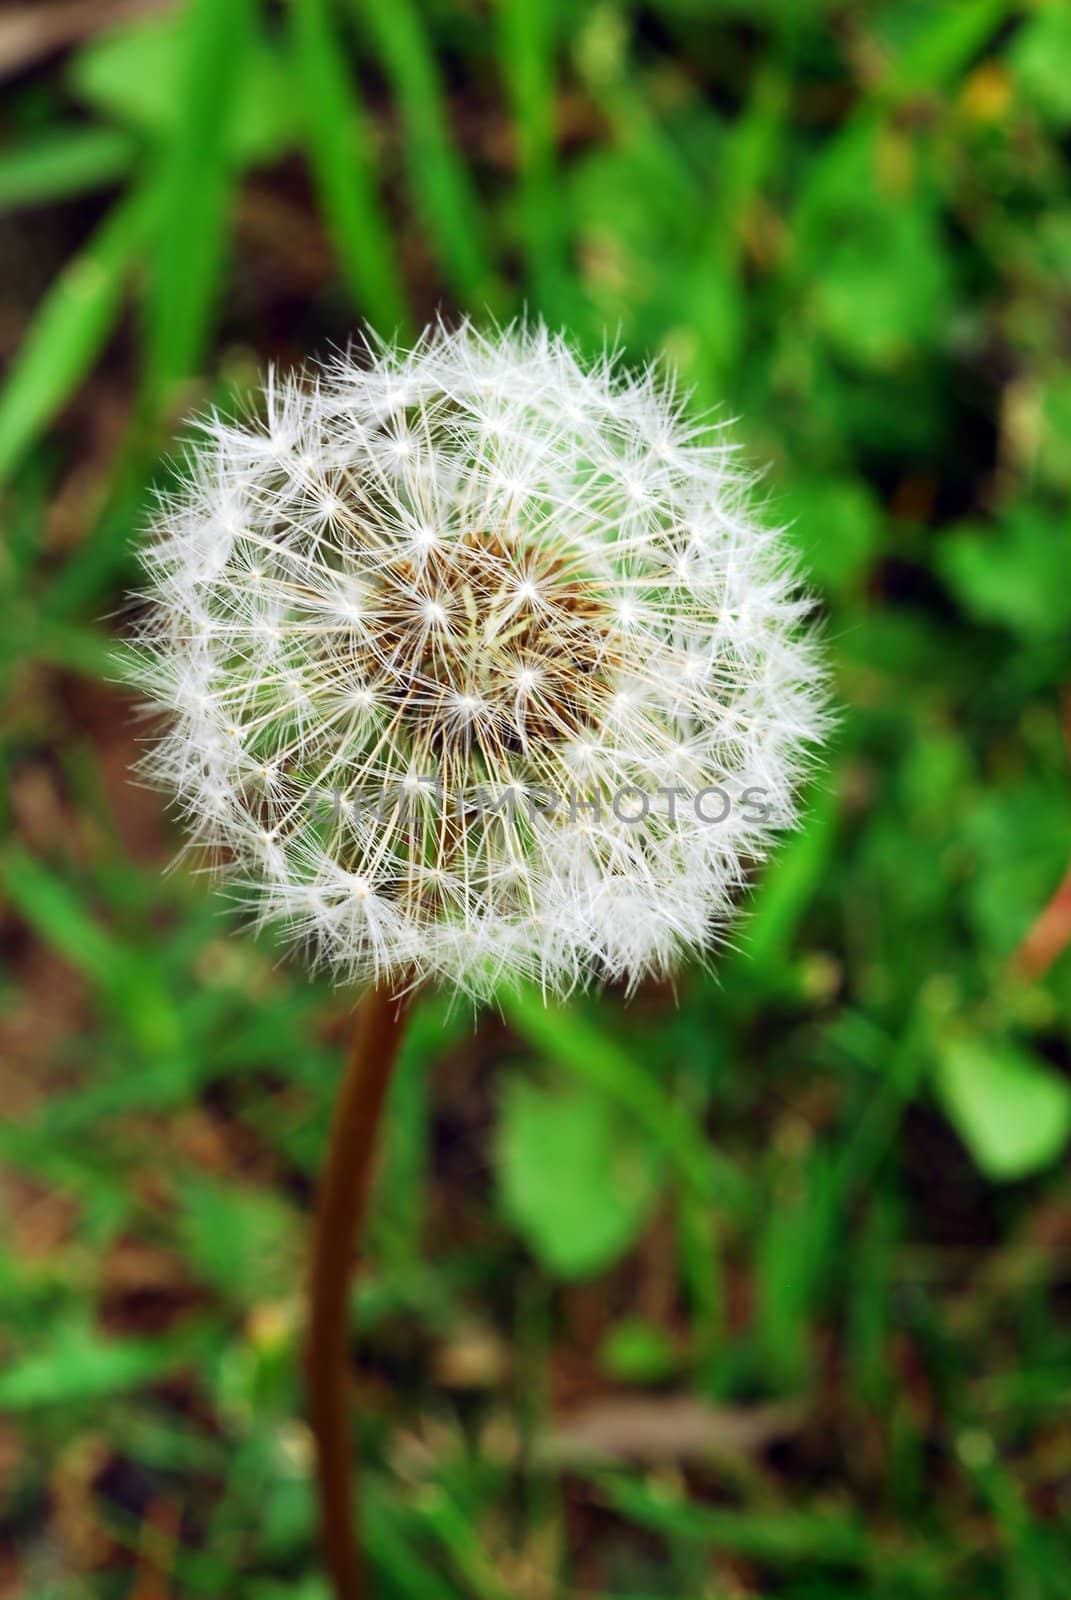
[[332, 526, 621, 759]]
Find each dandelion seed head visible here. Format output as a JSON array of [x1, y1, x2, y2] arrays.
[[131, 322, 825, 997]]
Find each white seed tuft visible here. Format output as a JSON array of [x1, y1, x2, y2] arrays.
[[131, 322, 826, 998]]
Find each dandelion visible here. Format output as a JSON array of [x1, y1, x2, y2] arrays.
[[134, 322, 824, 997], [130, 322, 825, 1599]]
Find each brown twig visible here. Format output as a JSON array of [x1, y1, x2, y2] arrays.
[[1010, 864, 1071, 983], [537, 1395, 805, 1468], [1009, 691, 1071, 982], [129, 1497, 180, 1600], [306, 981, 414, 1600]]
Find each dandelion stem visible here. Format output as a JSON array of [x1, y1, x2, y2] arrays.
[[307, 980, 413, 1600]]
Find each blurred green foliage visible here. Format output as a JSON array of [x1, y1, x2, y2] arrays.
[[1, 1, 1070, 1596]]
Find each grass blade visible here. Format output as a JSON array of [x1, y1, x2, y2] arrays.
[[348, 0, 501, 309], [0, 848, 182, 1056], [0, 187, 151, 486], [0, 1324, 186, 1411], [498, 0, 566, 313], [289, 0, 409, 334], [0, 125, 137, 212], [144, 0, 255, 394], [690, 61, 789, 394]]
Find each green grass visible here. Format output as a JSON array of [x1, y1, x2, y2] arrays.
[[289, 0, 410, 334], [347, 0, 502, 311], [143, 0, 257, 396], [2, 1, 1071, 1596]]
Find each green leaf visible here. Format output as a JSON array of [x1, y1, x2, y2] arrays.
[[1010, 5, 1071, 128], [811, 201, 953, 371], [503, 987, 746, 1210], [0, 849, 182, 1056], [0, 188, 151, 485], [599, 1318, 679, 1383], [1034, 372, 1071, 493], [780, 475, 880, 594], [1, 849, 120, 985], [963, 781, 1071, 961], [245, 1584, 330, 1600], [564, 113, 710, 349], [938, 507, 1071, 640], [495, 1077, 661, 1278], [0, 1322, 177, 1409], [689, 62, 788, 394], [597, 1472, 869, 1567], [178, 1175, 300, 1304], [736, 778, 839, 972], [935, 1036, 1071, 1182], [882, 0, 1011, 97], [69, 13, 294, 162], [756, 1150, 836, 1388]]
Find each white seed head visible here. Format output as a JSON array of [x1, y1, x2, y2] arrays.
[[131, 322, 825, 997]]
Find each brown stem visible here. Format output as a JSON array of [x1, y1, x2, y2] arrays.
[[1009, 862, 1071, 982], [306, 981, 413, 1600], [1008, 690, 1071, 983]]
